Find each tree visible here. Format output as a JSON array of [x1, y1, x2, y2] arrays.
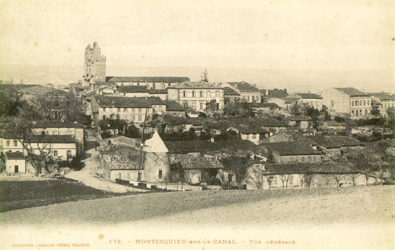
[[290, 103, 305, 116], [247, 165, 265, 189], [204, 100, 219, 115], [220, 156, 249, 189], [279, 174, 290, 189], [348, 149, 382, 185], [126, 124, 141, 138], [384, 107, 395, 134]]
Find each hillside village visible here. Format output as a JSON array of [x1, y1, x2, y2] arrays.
[[1, 42, 395, 192]]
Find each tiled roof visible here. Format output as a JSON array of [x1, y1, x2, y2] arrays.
[[253, 117, 287, 127], [17, 85, 68, 96], [226, 82, 260, 92], [169, 154, 224, 169], [262, 142, 321, 155], [30, 121, 84, 129], [335, 88, 370, 97], [149, 89, 168, 94], [286, 116, 312, 121], [164, 140, 259, 155], [5, 151, 25, 160], [306, 136, 363, 149], [163, 100, 185, 111], [147, 96, 165, 105], [224, 87, 240, 96], [95, 82, 117, 88], [164, 140, 211, 154], [106, 76, 190, 83], [228, 125, 265, 134], [296, 93, 323, 99], [26, 135, 76, 144], [170, 81, 221, 89], [102, 152, 142, 170], [117, 86, 149, 93], [370, 92, 395, 101], [249, 102, 279, 109], [94, 95, 152, 108], [260, 162, 358, 175], [99, 136, 141, 148], [264, 89, 289, 98], [323, 121, 346, 127]]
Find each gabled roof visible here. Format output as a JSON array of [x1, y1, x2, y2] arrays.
[[95, 82, 117, 88], [30, 121, 84, 129], [170, 81, 222, 89], [335, 88, 370, 97], [306, 135, 363, 149], [262, 142, 321, 155], [169, 154, 223, 169], [296, 93, 323, 99], [26, 135, 76, 144], [94, 95, 152, 108], [164, 140, 211, 154], [224, 87, 241, 96], [5, 151, 25, 160], [106, 76, 190, 83], [117, 86, 149, 93], [370, 92, 395, 101], [263, 89, 289, 98], [147, 96, 165, 106], [102, 151, 142, 170], [149, 89, 168, 94], [163, 100, 185, 111], [286, 116, 312, 122], [228, 125, 265, 134], [226, 82, 260, 92]]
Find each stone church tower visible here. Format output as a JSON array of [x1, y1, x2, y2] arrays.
[[83, 42, 106, 85]]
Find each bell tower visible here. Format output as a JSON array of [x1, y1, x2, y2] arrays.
[[83, 42, 106, 86]]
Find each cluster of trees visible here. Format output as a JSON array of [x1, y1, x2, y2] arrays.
[[1, 85, 87, 176]]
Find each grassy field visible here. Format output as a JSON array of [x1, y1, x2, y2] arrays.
[[0, 184, 394, 226], [0, 179, 131, 212]]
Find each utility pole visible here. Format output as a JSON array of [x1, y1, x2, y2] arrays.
[[137, 107, 149, 182]]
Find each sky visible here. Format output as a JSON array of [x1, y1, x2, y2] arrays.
[[0, 0, 394, 92]]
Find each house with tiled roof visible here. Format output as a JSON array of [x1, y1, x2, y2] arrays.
[[285, 116, 312, 130], [222, 81, 261, 103], [91, 95, 154, 124], [370, 92, 395, 116], [306, 135, 364, 159], [168, 81, 224, 112], [246, 162, 378, 190], [163, 100, 186, 117], [117, 85, 149, 97], [224, 87, 241, 103], [295, 93, 323, 110], [147, 97, 166, 115], [4, 151, 26, 174], [260, 142, 321, 164], [98, 131, 170, 183], [227, 125, 266, 144], [249, 102, 281, 116], [319, 87, 372, 118]]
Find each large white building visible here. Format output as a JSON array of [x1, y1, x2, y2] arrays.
[[167, 81, 225, 112], [221, 82, 261, 103], [320, 88, 372, 118]]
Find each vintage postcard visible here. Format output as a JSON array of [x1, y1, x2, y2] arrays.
[[0, 0, 394, 249]]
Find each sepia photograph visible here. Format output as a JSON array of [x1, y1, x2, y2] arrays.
[[0, 0, 394, 249]]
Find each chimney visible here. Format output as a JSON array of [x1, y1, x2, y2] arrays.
[[284, 89, 287, 93], [210, 137, 215, 143]]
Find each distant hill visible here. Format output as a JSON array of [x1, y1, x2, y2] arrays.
[[1, 64, 393, 94]]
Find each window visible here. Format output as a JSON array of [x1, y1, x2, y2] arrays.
[[352, 110, 355, 115], [127, 173, 131, 180], [66, 131, 72, 135], [192, 91, 195, 97], [247, 96, 250, 101], [103, 115, 106, 119], [67, 150, 72, 158], [252, 95, 255, 102], [252, 134, 256, 139], [124, 108, 128, 112], [138, 108, 142, 113], [207, 91, 211, 98], [158, 169, 163, 179], [183, 91, 186, 97], [159, 106, 162, 111], [14, 140, 18, 146], [367, 100, 370, 106], [54, 150, 58, 157], [103, 108, 106, 112], [273, 177, 277, 185], [216, 91, 219, 97], [6, 140, 10, 146], [118, 173, 122, 179], [200, 102, 204, 110], [200, 91, 203, 97], [356, 110, 358, 116], [352, 101, 355, 106], [138, 115, 142, 121], [364, 100, 366, 106]]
